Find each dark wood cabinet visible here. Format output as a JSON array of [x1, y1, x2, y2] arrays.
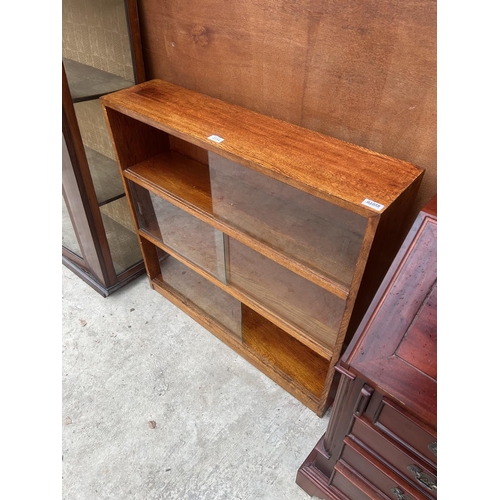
[[62, 0, 147, 296], [296, 197, 437, 497], [100, 79, 424, 415]]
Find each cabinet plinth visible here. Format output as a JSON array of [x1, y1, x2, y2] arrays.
[[102, 79, 424, 416]]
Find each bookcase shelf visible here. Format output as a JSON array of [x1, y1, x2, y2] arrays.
[[123, 151, 353, 298], [102, 79, 424, 416]]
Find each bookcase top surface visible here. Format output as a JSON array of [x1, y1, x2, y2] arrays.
[[101, 79, 424, 214]]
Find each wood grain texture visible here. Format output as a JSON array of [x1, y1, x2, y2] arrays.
[[350, 417, 436, 498], [101, 79, 424, 215], [396, 282, 437, 379], [373, 399, 436, 467], [137, 235, 161, 284], [242, 304, 329, 399], [332, 461, 383, 500], [125, 150, 214, 213], [122, 148, 353, 299], [137, 224, 335, 361], [340, 437, 429, 500], [103, 106, 170, 170], [136, 0, 436, 217], [344, 175, 423, 349]]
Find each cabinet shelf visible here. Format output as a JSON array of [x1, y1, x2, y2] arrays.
[[241, 304, 330, 400], [85, 146, 125, 206], [138, 227, 335, 360], [124, 150, 213, 213], [63, 57, 134, 103], [124, 151, 352, 299], [102, 79, 424, 415]]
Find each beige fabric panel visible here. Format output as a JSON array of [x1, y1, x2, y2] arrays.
[[62, 0, 134, 82]]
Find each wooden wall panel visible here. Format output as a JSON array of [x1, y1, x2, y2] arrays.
[[136, 0, 436, 216]]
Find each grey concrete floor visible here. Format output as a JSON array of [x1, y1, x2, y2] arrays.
[[62, 265, 329, 500]]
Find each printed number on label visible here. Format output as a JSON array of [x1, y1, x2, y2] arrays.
[[207, 135, 224, 143], [362, 199, 384, 211]]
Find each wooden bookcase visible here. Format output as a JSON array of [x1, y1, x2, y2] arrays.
[[101, 79, 424, 416]]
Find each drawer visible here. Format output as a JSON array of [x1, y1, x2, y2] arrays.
[[332, 460, 385, 500], [340, 437, 429, 500], [351, 417, 437, 498], [373, 398, 436, 467]]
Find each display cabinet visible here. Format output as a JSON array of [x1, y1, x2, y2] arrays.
[[296, 197, 437, 497], [101, 79, 424, 415], [62, 0, 146, 296]]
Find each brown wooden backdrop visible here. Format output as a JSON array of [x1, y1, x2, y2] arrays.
[[136, 0, 436, 218]]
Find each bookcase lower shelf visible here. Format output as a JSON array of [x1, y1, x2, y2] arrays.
[[150, 251, 331, 411]]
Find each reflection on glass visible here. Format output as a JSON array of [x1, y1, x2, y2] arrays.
[[129, 182, 226, 283], [62, 0, 135, 84], [85, 146, 124, 206], [209, 152, 367, 288], [100, 197, 142, 274], [158, 249, 241, 339], [227, 238, 346, 351], [62, 195, 82, 257]]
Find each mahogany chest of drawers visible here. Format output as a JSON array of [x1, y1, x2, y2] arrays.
[[297, 197, 437, 499]]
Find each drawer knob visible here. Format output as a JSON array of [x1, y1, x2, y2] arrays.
[[354, 385, 374, 416], [408, 464, 437, 491], [391, 488, 411, 500]]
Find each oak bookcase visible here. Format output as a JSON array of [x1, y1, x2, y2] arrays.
[[101, 79, 424, 416]]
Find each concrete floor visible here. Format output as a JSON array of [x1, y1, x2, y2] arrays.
[[62, 265, 329, 500]]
